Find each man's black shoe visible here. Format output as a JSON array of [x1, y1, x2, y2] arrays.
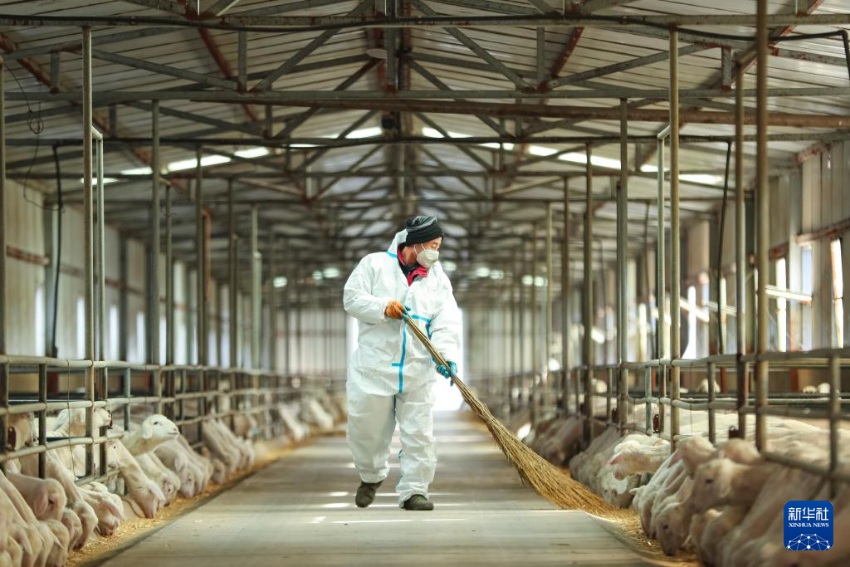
[[355, 480, 383, 508], [402, 494, 434, 511]]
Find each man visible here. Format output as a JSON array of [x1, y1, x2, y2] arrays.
[[343, 214, 461, 511]]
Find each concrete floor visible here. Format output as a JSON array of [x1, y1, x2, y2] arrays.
[[99, 410, 658, 567]]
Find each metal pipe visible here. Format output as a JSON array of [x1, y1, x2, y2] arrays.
[[82, 26, 95, 475], [670, 29, 681, 444], [251, 206, 261, 368], [618, 98, 629, 430], [656, 131, 667, 361], [166, 182, 174, 364], [269, 233, 277, 372], [583, 143, 594, 443], [1, 55, 6, 359], [561, 177, 571, 414], [531, 225, 538, 377], [195, 147, 206, 365], [546, 202, 553, 383], [735, 63, 748, 439], [829, 355, 840, 497], [0, 57, 6, 409], [228, 180, 238, 368], [150, 100, 161, 365], [755, 0, 769, 451]]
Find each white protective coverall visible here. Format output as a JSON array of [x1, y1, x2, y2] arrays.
[[343, 228, 461, 505]]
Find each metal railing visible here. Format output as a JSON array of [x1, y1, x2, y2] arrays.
[[0, 354, 341, 484]]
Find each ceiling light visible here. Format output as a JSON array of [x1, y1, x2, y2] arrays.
[[234, 147, 270, 159], [121, 166, 153, 176], [80, 177, 117, 185], [166, 155, 231, 172]]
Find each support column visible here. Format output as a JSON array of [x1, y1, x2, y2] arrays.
[[166, 184, 174, 364], [0, 55, 6, 360], [618, 98, 629, 430], [755, 0, 769, 451], [670, 29, 682, 443], [149, 101, 161, 365], [583, 144, 594, 444], [195, 147, 206, 366], [251, 206, 261, 367], [82, 26, 95, 474], [561, 178, 571, 414], [228, 181, 238, 368], [735, 58, 749, 438]]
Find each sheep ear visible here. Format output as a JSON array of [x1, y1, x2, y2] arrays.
[[142, 421, 154, 440], [608, 453, 622, 465], [34, 491, 49, 518]]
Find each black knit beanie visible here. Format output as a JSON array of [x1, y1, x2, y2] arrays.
[[404, 214, 444, 246]]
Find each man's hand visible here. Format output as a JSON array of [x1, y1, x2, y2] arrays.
[[384, 300, 407, 320], [435, 361, 457, 386]]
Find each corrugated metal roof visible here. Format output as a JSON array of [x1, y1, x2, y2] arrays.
[[1, 0, 849, 298]]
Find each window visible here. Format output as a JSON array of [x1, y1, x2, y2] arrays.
[[35, 285, 45, 356], [831, 238, 844, 347], [775, 258, 787, 352], [801, 245, 813, 350], [135, 312, 146, 363], [109, 305, 119, 360], [76, 297, 86, 358]]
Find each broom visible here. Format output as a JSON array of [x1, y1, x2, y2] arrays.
[[402, 314, 611, 514]]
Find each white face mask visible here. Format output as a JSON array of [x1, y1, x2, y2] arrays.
[[415, 245, 440, 268]]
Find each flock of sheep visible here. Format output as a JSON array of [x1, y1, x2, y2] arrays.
[[527, 401, 849, 566], [0, 391, 343, 567]]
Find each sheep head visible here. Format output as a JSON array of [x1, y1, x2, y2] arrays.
[[141, 414, 180, 443]]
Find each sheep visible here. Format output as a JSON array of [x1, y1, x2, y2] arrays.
[[607, 436, 671, 479], [697, 378, 720, 393], [0, 471, 52, 567], [173, 435, 214, 489], [120, 414, 180, 456], [16, 451, 98, 550], [698, 504, 748, 566], [136, 452, 181, 505], [277, 402, 310, 442], [691, 458, 779, 513], [105, 439, 166, 519], [59, 508, 83, 550], [201, 420, 241, 476], [48, 407, 112, 475], [78, 482, 124, 536], [301, 397, 335, 432], [154, 439, 201, 497], [3, 471, 67, 522], [653, 475, 695, 555], [0, 485, 37, 567], [634, 458, 688, 538], [688, 509, 718, 565]]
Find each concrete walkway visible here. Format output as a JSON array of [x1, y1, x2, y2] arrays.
[[99, 410, 656, 566]]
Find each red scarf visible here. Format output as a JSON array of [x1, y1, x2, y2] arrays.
[[397, 246, 429, 285]]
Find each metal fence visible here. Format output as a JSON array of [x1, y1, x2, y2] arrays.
[[476, 347, 850, 496], [0, 353, 342, 484]]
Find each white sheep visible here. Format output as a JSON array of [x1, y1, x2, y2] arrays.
[[277, 402, 310, 442], [0, 484, 38, 567], [120, 414, 180, 456], [0, 471, 52, 567], [59, 508, 83, 550], [698, 504, 748, 566], [105, 439, 166, 519], [691, 458, 778, 513], [154, 439, 201, 497], [4, 471, 67, 521], [653, 475, 695, 555], [136, 452, 181, 506], [16, 451, 99, 550], [78, 482, 124, 536], [607, 436, 671, 479]]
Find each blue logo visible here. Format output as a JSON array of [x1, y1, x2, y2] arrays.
[[784, 500, 833, 551]]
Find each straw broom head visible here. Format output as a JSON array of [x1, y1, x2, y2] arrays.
[[403, 315, 611, 514]]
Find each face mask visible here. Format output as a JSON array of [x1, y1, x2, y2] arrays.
[[416, 245, 439, 268]]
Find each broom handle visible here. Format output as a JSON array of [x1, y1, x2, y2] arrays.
[[401, 313, 456, 379]]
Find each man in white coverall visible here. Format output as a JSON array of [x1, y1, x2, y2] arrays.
[[343, 214, 461, 511]]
